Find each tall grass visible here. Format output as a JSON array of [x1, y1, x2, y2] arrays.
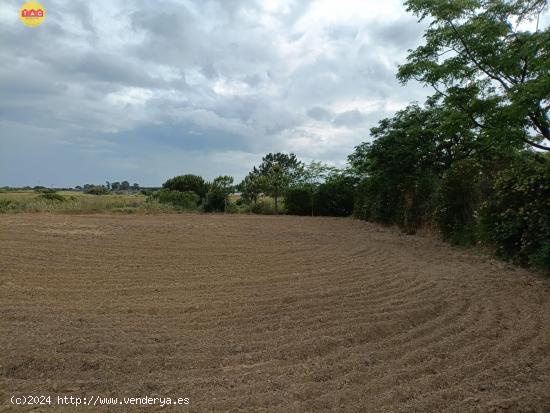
[[0, 190, 286, 215], [0, 191, 174, 214]]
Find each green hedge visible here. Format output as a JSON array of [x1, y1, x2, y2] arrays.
[[149, 189, 200, 210], [480, 153, 550, 271]]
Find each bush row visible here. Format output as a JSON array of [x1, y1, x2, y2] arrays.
[[353, 152, 550, 272]]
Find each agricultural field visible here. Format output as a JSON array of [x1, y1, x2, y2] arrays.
[[0, 190, 149, 214], [1, 213, 549, 412]]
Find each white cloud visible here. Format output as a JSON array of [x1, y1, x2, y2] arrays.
[[0, 0, 429, 186]]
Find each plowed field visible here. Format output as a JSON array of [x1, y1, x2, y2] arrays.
[[1, 214, 549, 412]]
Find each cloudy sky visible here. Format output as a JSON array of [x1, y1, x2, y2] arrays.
[[0, 0, 430, 187]]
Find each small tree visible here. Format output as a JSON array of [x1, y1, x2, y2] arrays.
[[211, 175, 234, 212], [263, 163, 290, 213], [295, 161, 340, 216], [238, 171, 263, 211]]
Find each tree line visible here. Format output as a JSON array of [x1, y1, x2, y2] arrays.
[[75, 181, 141, 195], [156, 0, 549, 272]]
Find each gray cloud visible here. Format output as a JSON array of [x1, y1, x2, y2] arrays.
[[0, 0, 429, 186], [333, 109, 365, 127], [307, 106, 333, 122]]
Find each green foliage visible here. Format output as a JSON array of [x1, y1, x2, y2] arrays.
[[35, 188, 57, 194], [0, 199, 16, 213], [202, 176, 234, 213], [140, 188, 154, 196], [399, 171, 440, 234], [314, 175, 355, 217], [212, 176, 234, 194], [150, 189, 200, 210], [362, 179, 398, 224], [399, 0, 550, 152], [262, 163, 290, 213], [251, 198, 280, 215], [162, 174, 207, 198], [38, 192, 66, 202], [84, 186, 109, 195], [286, 174, 355, 217], [256, 153, 304, 213], [346, 0, 549, 270], [224, 202, 240, 214], [241, 155, 352, 216], [436, 159, 482, 244], [238, 171, 263, 207], [257, 153, 304, 182], [203, 190, 226, 212], [0, 191, 148, 213], [298, 161, 339, 185], [285, 185, 314, 216], [480, 153, 550, 271], [350, 105, 449, 231]]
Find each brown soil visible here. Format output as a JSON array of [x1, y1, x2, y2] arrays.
[[1, 214, 549, 412]]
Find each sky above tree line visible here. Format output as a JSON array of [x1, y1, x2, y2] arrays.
[[1, 0, 522, 187]]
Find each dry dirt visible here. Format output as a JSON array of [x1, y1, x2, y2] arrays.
[[1, 213, 550, 412]]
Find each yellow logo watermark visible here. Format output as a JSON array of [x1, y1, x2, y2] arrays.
[[20, 1, 45, 27]]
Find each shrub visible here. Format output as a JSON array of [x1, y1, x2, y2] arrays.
[[85, 186, 109, 195], [140, 188, 155, 196], [162, 175, 207, 199], [224, 202, 239, 214], [35, 188, 56, 194], [285, 185, 313, 216], [480, 153, 550, 271], [0, 199, 16, 213], [150, 189, 200, 210], [251, 198, 279, 215], [203, 189, 226, 212], [38, 192, 66, 202], [315, 176, 355, 217], [354, 175, 400, 224], [436, 159, 482, 245], [398, 172, 439, 234]]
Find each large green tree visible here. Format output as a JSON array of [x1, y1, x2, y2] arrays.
[[398, 0, 550, 151]]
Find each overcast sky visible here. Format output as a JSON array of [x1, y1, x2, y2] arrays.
[[1, 0, 431, 187]]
